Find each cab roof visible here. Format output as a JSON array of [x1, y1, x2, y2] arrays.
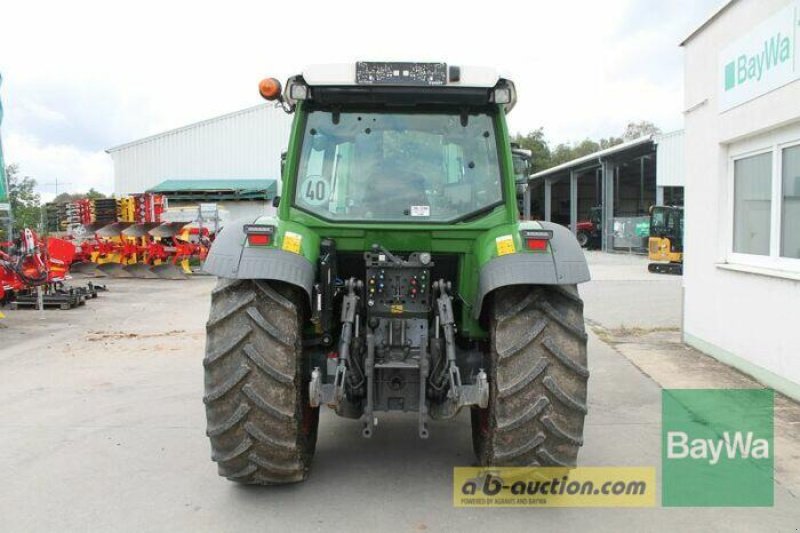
[[302, 63, 502, 89], [290, 62, 516, 113]]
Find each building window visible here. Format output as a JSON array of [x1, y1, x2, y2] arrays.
[[782, 145, 800, 259], [733, 153, 772, 256]]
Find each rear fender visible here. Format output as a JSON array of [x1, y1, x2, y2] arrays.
[[202, 216, 319, 304], [472, 221, 590, 320]]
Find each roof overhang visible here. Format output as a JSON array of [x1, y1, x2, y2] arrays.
[[147, 179, 277, 201], [529, 135, 656, 182]]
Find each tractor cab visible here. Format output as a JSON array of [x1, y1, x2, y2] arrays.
[[265, 63, 519, 225]]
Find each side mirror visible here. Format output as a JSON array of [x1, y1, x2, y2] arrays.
[[272, 196, 281, 208]]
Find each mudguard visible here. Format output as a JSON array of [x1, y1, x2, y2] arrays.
[[202, 217, 316, 304], [472, 221, 590, 319]]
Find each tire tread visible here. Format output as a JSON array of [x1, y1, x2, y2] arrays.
[[473, 285, 588, 468], [204, 278, 318, 485]]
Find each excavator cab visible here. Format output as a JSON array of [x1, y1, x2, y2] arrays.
[[648, 205, 683, 274]]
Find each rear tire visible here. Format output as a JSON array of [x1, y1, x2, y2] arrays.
[[576, 231, 589, 248], [203, 278, 319, 484], [472, 285, 588, 466]]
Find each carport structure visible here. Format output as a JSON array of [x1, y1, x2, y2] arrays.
[[527, 135, 657, 252]]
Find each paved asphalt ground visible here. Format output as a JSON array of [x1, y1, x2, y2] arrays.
[[0, 253, 797, 531]]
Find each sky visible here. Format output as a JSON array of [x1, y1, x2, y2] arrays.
[[0, 0, 722, 201]]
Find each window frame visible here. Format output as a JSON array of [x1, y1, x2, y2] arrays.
[[779, 141, 800, 261], [290, 106, 506, 224], [726, 125, 800, 272]]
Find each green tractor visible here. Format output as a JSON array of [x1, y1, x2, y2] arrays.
[[202, 62, 590, 484]]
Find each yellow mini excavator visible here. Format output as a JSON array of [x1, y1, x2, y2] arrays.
[[648, 205, 683, 275]]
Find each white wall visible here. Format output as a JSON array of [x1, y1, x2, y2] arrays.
[[163, 200, 274, 227], [108, 104, 293, 196], [683, 0, 800, 396], [656, 130, 685, 187]]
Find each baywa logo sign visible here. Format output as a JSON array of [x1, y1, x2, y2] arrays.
[[718, 1, 800, 111], [662, 389, 774, 507], [724, 32, 792, 91]]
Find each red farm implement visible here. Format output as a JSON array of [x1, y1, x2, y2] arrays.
[[1, 229, 104, 310], [64, 194, 214, 280]]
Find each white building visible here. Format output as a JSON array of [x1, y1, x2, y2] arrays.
[[106, 103, 292, 223], [682, 0, 800, 400], [527, 131, 685, 252], [655, 129, 686, 206]]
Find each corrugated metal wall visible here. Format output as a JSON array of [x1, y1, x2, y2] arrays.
[[108, 104, 293, 195], [656, 130, 685, 187]]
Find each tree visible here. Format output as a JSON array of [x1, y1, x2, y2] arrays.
[[511, 128, 551, 173], [513, 121, 658, 173], [622, 121, 661, 140], [51, 188, 107, 204], [6, 164, 42, 230], [571, 139, 602, 159], [52, 192, 83, 204], [545, 139, 603, 168], [549, 143, 577, 167], [86, 188, 105, 200]]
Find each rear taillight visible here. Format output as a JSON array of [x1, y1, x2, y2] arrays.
[[244, 224, 275, 246], [247, 233, 271, 246], [521, 229, 553, 251], [526, 238, 548, 250]]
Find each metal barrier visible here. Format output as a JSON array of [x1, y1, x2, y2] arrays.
[[612, 216, 650, 253]]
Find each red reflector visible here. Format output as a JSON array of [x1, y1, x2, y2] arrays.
[[526, 238, 548, 251], [247, 233, 271, 246]]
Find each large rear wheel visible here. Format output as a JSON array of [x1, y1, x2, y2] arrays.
[[472, 284, 588, 466], [203, 278, 319, 484]]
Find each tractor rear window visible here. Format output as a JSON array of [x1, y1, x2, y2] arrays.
[[293, 109, 503, 222]]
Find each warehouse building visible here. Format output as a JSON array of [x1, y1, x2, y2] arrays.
[[527, 130, 685, 252], [682, 0, 800, 399], [106, 103, 292, 224]]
